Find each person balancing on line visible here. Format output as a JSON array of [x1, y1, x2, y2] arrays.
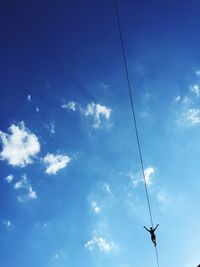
[[144, 224, 159, 246]]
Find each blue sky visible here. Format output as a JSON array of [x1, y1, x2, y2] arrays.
[[1, 1, 200, 267]]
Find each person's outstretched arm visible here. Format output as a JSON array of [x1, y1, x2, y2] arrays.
[[144, 226, 150, 232], [154, 224, 159, 231]]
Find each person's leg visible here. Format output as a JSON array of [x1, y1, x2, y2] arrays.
[[151, 237, 156, 246]]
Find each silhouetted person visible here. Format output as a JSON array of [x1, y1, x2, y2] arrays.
[[144, 224, 159, 246]]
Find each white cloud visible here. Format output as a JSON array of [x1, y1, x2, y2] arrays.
[[50, 122, 55, 135], [27, 94, 31, 102], [190, 84, 200, 97], [182, 96, 191, 104], [99, 82, 110, 89], [173, 88, 200, 127], [43, 153, 70, 175], [28, 187, 37, 199], [2, 220, 13, 230], [5, 174, 14, 183], [62, 101, 76, 111], [84, 103, 111, 128], [85, 237, 115, 252], [14, 174, 37, 201], [103, 183, 111, 194], [128, 166, 154, 187], [173, 71, 200, 127], [61, 100, 112, 128], [144, 167, 154, 185], [127, 172, 141, 188], [183, 108, 200, 126], [0, 122, 40, 167], [45, 121, 55, 135], [14, 180, 23, 189], [174, 95, 181, 102], [156, 191, 167, 203], [195, 69, 200, 77], [91, 201, 101, 213]]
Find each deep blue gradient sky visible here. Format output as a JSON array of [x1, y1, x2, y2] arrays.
[[1, 1, 200, 267]]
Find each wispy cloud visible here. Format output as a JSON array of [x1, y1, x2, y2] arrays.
[[49, 121, 55, 135], [62, 100, 112, 128], [5, 174, 14, 183], [84, 103, 111, 128], [156, 191, 167, 203], [14, 174, 37, 202], [144, 167, 154, 185], [2, 220, 13, 231], [0, 122, 40, 167], [99, 82, 110, 89], [182, 108, 200, 126], [61, 101, 76, 111], [190, 84, 200, 97], [85, 236, 116, 252], [175, 103, 200, 127], [86, 181, 119, 256], [128, 166, 155, 187], [90, 200, 101, 214], [43, 153, 70, 175], [103, 183, 111, 194], [45, 121, 55, 135], [174, 95, 181, 102], [173, 72, 200, 127], [195, 69, 200, 77], [27, 94, 31, 102]]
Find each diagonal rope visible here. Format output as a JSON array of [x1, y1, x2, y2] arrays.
[[155, 246, 160, 267], [113, 0, 160, 266], [113, 0, 154, 228]]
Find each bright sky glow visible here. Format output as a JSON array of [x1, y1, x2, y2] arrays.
[[0, 1, 200, 267]]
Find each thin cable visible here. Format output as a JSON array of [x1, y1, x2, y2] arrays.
[[155, 246, 160, 267], [113, 1, 160, 266], [113, 0, 154, 228]]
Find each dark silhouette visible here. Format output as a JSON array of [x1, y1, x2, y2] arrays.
[[197, 265, 200, 267], [144, 224, 159, 246]]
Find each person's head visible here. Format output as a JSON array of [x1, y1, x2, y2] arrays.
[[150, 227, 153, 230]]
